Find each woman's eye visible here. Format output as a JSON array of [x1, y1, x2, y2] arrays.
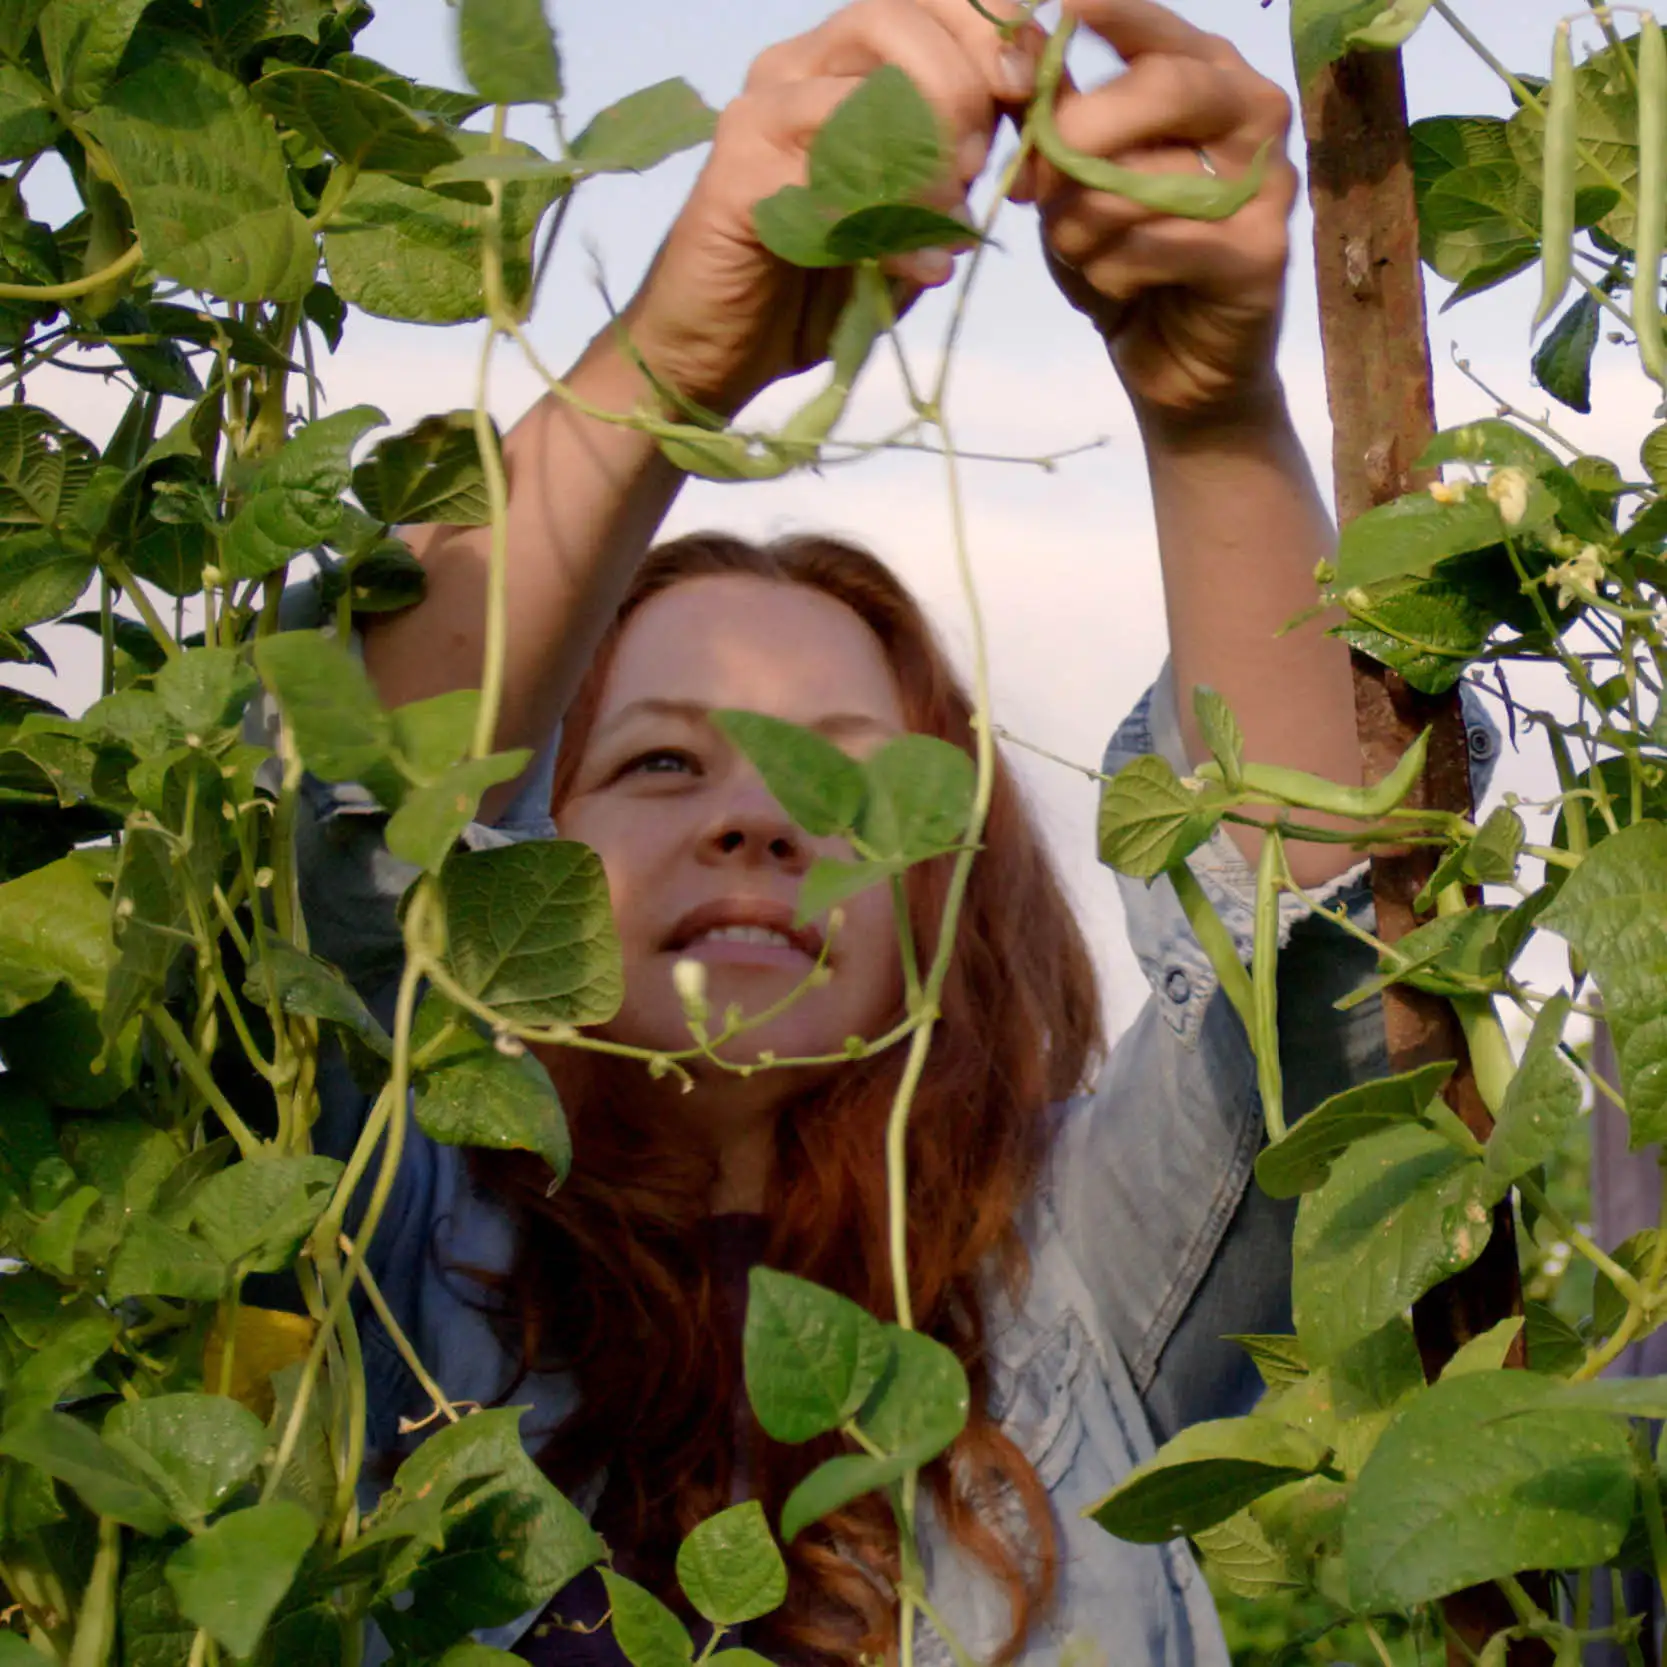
[[619, 748, 697, 778]]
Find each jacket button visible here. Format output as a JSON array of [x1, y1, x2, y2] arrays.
[[1165, 968, 1192, 1004]]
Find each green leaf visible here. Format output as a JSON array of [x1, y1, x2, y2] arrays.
[[4, 1313, 115, 1426], [104, 1394, 267, 1524], [391, 689, 480, 781], [1290, 0, 1388, 83], [0, 532, 93, 637], [808, 65, 942, 211], [0, 849, 112, 1017], [1096, 755, 1221, 880], [221, 405, 385, 582], [253, 66, 463, 177], [371, 1407, 604, 1654], [253, 628, 393, 785], [752, 186, 842, 269], [187, 1155, 344, 1275], [1414, 419, 1562, 474], [328, 54, 487, 126], [440, 840, 624, 1027], [570, 78, 717, 174], [1643, 427, 1667, 489], [1292, 1121, 1502, 1362], [26, 1184, 97, 1278], [1344, 1370, 1635, 1608], [1541, 822, 1667, 1061], [1534, 294, 1600, 413], [1255, 1060, 1457, 1199], [1622, 1014, 1667, 1148], [0, 407, 99, 528], [1333, 490, 1527, 592], [458, 0, 560, 105], [599, 1571, 691, 1667], [154, 646, 258, 736], [247, 937, 392, 1060], [1193, 687, 1244, 786], [39, 0, 148, 109], [118, 1539, 195, 1667], [743, 1268, 892, 1445], [1439, 1316, 1524, 1379], [84, 53, 317, 304], [1484, 996, 1581, 1181], [1345, 0, 1437, 51], [711, 710, 866, 837], [352, 411, 490, 525], [424, 152, 571, 190], [1226, 1335, 1310, 1391], [0, 64, 60, 161], [858, 735, 973, 862], [322, 139, 558, 323], [675, 1501, 787, 1626], [385, 751, 531, 874], [823, 203, 977, 264], [779, 1329, 968, 1543], [1523, 1300, 1586, 1376], [794, 856, 903, 926], [0, 1409, 173, 1533], [1593, 1229, 1659, 1345], [106, 1217, 227, 1305], [410, 992, 570, 1182], [1467, 805, 1526, 883], [166, 1500, 317, 1658], [1087, 1414, 1330, 1544]]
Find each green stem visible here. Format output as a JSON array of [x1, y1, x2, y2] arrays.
[[100, 551, 178, 661], [148, 1004, 263, 1160], [0, 243, 141, 302], [340, 1229, 462, 1427], [1518, 1172, 1646, 1303], [65, 1519, 120, 1667]]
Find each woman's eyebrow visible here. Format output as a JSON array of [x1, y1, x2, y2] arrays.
[[591, 697, 895, 744]]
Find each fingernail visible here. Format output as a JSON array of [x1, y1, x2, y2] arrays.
[[997, 46, 1034, 100], [957, 131, 988, 181]]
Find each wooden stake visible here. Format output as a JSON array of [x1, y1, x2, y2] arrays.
[[1299, 45, 1546, 1666]]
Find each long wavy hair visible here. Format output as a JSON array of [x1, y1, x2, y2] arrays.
[[470, 532, 1103, 1663]]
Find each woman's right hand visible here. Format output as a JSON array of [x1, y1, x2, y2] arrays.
[[619, 0, 1042, 418]]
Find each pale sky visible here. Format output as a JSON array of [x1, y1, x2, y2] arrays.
[[9, 0, 1642, 1038]]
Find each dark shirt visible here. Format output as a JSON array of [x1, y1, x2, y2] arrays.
[[512, 1215, 771, 1667]]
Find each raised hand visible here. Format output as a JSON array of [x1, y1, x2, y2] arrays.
[[621, 0, 1040, 418], [1020, 0, 1299, 424]]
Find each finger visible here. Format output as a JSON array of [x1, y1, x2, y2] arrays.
[[1059, 0, 1225, 64], [748, 0, 997, 182], [1048, 50, 1253, 160]]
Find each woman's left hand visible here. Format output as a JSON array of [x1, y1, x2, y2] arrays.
[[1017, 0, 1299, 426]]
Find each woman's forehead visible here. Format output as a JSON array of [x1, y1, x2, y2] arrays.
[[595, 573, 906, 729]]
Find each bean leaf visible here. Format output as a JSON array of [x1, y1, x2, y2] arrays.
[[457, 0, 560, 105], [166, 1501, 317, 1657], [103, 1393, 267, 1524], [599, 1571, 691, 1667], [352, 411, 491, 525], [1087, 1414, 1330, 1543], [744, 1269, 893, 1445], [675, 1501, 787, 1626], [1097, 756, 1221, 880], [253, 628, 393, 786], [1484, 996, 1582, 1180], [440, 840, 624, 1026], [0, 1409, 173, 1534], [570, 79, 717, 174], [711, 710, 867, 838], [1344, 1370, 1634, 1608]]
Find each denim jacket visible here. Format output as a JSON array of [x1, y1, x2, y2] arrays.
[[284, 656, 1500, 1667]]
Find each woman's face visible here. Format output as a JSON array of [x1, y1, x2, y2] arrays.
[[557, 574, 909, 1073]]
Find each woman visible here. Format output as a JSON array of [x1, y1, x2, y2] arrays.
[[300, 0, 1393, 1662]]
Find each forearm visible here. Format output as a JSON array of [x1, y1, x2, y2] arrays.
[[361, 330, 684, 765], [1134, 385, 1362, 886]]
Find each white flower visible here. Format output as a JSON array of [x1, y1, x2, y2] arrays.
[[1486, 466, 1532, 528], [671, 957, 708, 1021], [1429, 479, 1470, 505], [1546, 543, 1607, 609]]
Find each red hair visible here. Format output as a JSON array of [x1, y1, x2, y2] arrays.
[[470, 533, 1103, 1663]]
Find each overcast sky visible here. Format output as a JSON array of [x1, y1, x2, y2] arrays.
[[10, 0, 1647, 1038]]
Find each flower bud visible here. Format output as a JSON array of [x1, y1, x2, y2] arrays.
[[1486, 466, 1531, 528], [671, 957, 708, 1022], [1428, 479, 1469, 505]]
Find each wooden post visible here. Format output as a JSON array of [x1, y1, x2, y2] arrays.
[[1298, 47, 1548, 1666]]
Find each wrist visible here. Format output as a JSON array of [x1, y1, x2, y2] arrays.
[[1128, 372, 1295, 456]]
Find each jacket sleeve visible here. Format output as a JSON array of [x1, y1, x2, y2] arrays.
[[1045, 663, 1500, 1446]]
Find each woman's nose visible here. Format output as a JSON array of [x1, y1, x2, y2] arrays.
[[699, 790, 810, 871]]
